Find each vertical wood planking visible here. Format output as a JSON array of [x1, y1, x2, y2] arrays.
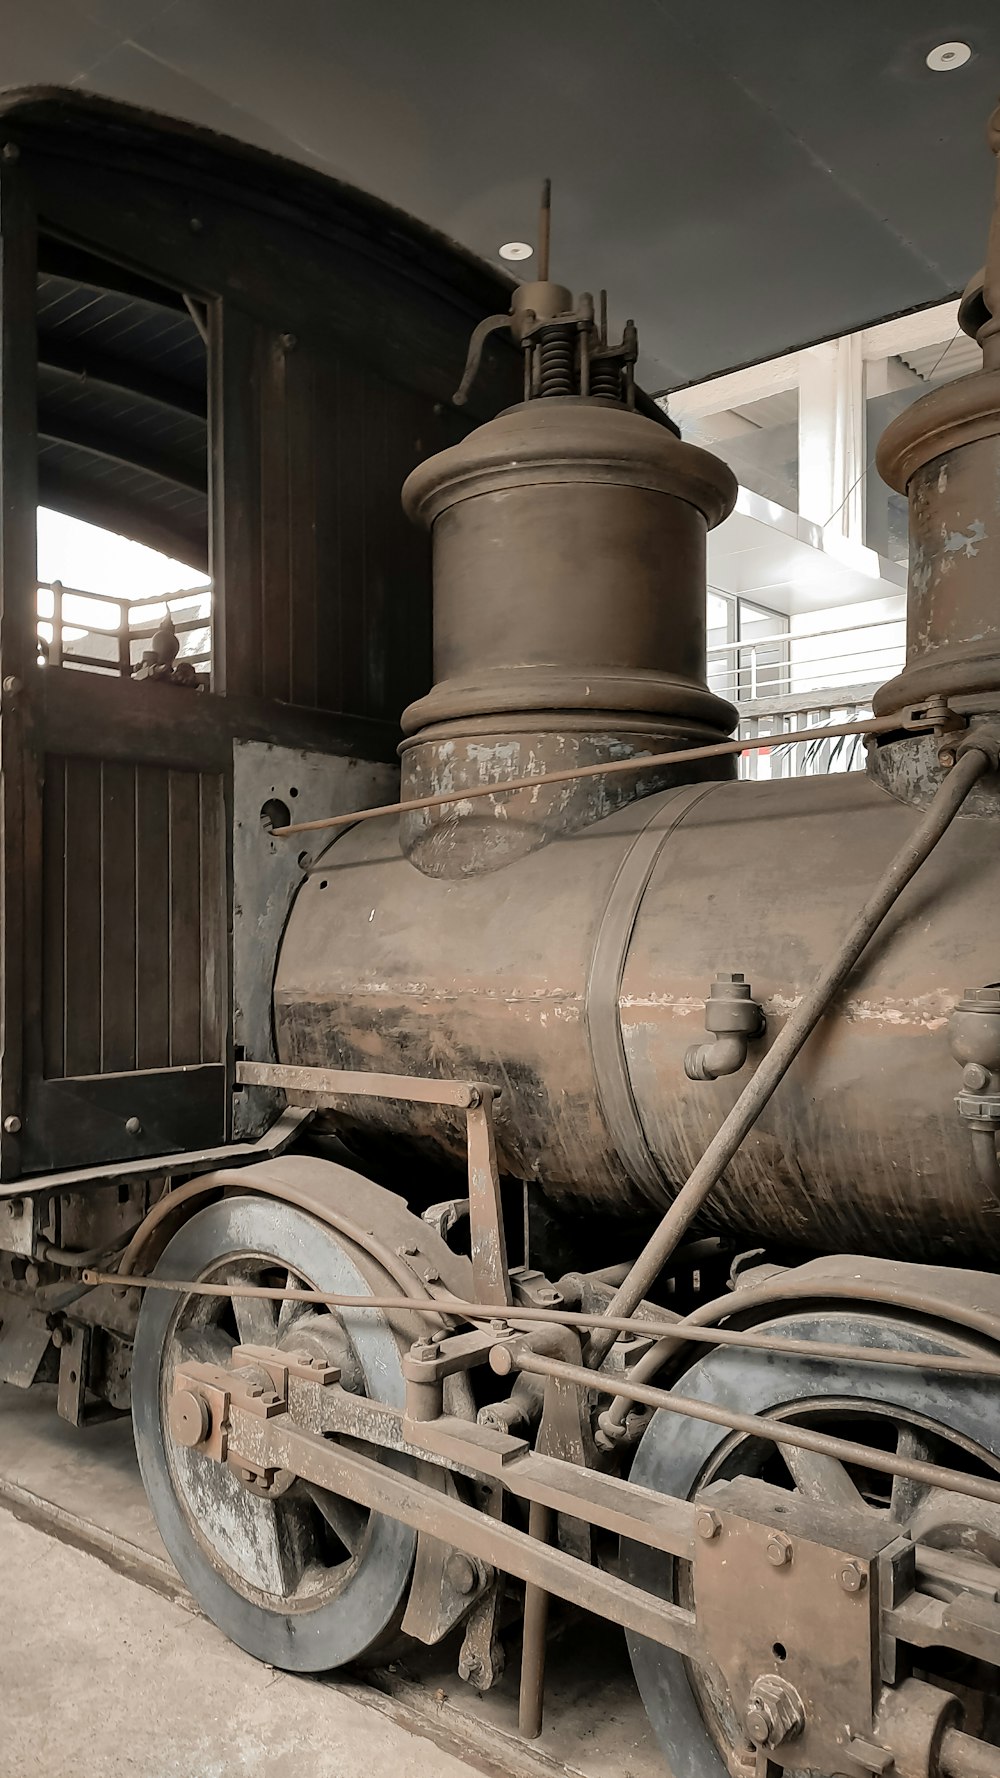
[[214, 302, 437, 726], [260, 333, 292, 703], [334, 350, 366, 715], [41, 756, 66, 1078], [167, 768, 202, 1063], [288, 346, 319, 709], [99, 759, 137, 1070], [198, 773, 225, 1062], [42, 756, 226, 1080], [214, 306, 263, 700], [62, 757, 102, 1076], [134, 762, 171, 1069]]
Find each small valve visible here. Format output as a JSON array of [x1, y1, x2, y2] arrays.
[[685, 972, 765, 1082]]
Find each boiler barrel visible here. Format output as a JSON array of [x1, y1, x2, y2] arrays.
[[274, 768, 1000, 1262]]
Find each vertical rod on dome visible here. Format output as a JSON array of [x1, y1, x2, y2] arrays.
[[538, 179, 551, 282]]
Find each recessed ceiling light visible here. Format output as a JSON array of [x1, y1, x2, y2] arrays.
[[926, 41, 972, 71], [499, 241, 533, 262]]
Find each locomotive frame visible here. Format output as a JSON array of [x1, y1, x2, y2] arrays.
[[1, 86, 1000, 1778]]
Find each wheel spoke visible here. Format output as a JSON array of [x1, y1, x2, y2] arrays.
[[172, 1325, 233, 1371], [231, 1289, 279, 1349], [782, 1443, 868, 1511], [890, 1426, 936, 1523], [277, 1271, 309, 1337], [303, 1481, 368, 1557]]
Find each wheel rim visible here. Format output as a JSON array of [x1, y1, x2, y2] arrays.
[[132, 1194, 417, 1672], [622, 1310, 1000, 1778]]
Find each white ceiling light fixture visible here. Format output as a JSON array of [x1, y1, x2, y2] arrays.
[[926, 41, 972, 71], [499, 241, 533, 261]]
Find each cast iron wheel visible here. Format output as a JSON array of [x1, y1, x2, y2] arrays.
[[621, 1309, 1000, 1778], [132, 1194, 418, 1672]]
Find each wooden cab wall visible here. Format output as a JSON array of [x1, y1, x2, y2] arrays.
[[0, 88, 515, 1180]]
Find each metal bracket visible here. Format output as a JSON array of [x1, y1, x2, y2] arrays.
[[235, 1061, 512, 1307], [0, 1194, 36, 1257]]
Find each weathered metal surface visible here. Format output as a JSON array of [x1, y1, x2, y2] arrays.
[[397, 390, 737, 875], [275, 761, 1000, 1259], [231, 741, 397, 1139], [873, 104, 1000, 718]]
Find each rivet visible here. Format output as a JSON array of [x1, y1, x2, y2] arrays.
[[2, 143, 20, 162], [3, 1115, 21, 1134], [125, 1116, 142, 1135]]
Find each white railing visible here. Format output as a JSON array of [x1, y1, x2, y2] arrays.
[[36, 580, 212, 678], [707, 614, 905, 705], [708, 615, 906, 778]]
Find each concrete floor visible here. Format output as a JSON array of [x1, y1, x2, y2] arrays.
[[0, 1511, 484, 1778], [0, 1384, 660, 1778]]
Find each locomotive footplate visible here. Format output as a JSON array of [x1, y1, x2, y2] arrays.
[[168, 1344, 1000, 1778]]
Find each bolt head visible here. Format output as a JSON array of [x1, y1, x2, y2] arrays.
[[169, 1388, 210, 1448], [766, 1532, 792, 1566], [411, 1340, 440, 1362], [51, 1326, 66, 1349], [445, 1553, 478, 1595], [839, 1560, 866, 1593], [696, 1508, 722, 1541], [745, 1705, 771, 1745], [964, 1062, 993, 1092]]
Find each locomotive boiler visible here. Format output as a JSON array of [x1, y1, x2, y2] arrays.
[[3, 87, 1000, 1778]]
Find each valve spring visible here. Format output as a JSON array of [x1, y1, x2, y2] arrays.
[[537, 324, 577, 396], [590, 360, 623, 401]]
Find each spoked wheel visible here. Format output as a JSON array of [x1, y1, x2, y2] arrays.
[[622, 1309, 1000, 1778], [132, 1194, 417, 1672]]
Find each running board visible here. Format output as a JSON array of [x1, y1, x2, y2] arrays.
[[0, 1107, 312, 1199]]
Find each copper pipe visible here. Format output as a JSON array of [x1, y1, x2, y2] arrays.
[[77, 1271, 1000, 1377], [602, 1269, 1000, 1439], [499, 1347, 1000, 1512], [586, 740, 994, 1368], [270, 712, 924, 839]]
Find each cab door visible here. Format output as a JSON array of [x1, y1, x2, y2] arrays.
[[0, 153, 228, 1180]]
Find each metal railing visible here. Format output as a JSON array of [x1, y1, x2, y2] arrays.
[[708, 615, 905, 777], [37, 579, 212, 678]]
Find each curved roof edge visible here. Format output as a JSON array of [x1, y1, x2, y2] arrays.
[[0, 84, 513, 317]]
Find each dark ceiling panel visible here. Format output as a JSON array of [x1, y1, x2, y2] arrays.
[[8, 1, 1000, 387]]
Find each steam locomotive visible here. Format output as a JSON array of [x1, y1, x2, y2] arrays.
[[2, 86, 1000, 1778]]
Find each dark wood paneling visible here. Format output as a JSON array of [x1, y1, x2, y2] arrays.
[[0, 155, 40, 1180], [24, 1063, 226, 1173], [41, 755, 226, 1083], [221, 323, 440, 726], [135, 762, 171, 1071]]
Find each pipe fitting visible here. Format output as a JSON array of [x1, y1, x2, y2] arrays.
[[949, 985, 1000, 1204], [685, 972, 765, 1082]]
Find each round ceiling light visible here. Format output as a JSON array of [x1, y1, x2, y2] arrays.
[[499, 241, 533, 261], [926, 41, 972, 70]]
